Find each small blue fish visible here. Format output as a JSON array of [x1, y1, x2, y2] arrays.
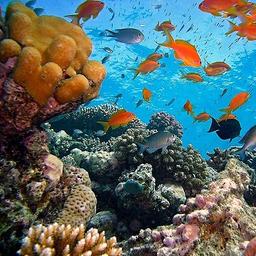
[[101, 55, 111, 64], [33, 7, 44, 16]]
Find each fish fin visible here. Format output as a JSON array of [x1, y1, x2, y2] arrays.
[[105, 29, 117, 37], [208, 117, 220, 133], [146, 147, 158, 154], [226, 21, 238, 36], [97, 121, 110, 133], [111, 125, 120, 129], [137, 143, 146, 154]]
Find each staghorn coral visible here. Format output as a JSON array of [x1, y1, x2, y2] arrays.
[[121, 159, 256, 256], [56, 184, 97, 227], [147, 111, 183, 138], [18, 223, 122, 256]]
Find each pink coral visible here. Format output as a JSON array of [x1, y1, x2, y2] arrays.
[[244, 237, 256, 256]]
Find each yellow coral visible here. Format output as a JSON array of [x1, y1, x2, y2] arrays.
[[3, 2, 106, 106], [57, 184, 97, 227], [55, 74, 90, 104], [18, 223, 122, 256], [0, 39, 21, 62]]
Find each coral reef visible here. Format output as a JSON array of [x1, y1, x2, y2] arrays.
[[0, 3, 106, 254], [0, 2, 105, 141], [147, 111, 183, 138], [18, 223, 122, 256], [121, 159, 256, 256]]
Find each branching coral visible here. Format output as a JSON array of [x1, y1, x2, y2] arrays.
[[18, 223, 122, 256]]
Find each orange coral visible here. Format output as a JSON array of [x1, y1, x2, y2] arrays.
[[0, 39, 21, 62], [55, 75, 90, 104], [2, 2, 106, 106], [13, 47, 62, 105]]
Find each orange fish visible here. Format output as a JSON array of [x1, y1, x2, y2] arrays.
[[66, 0, 104, 26], [147, 53, 163, 61], [193, 112, 211, 122], [199, 0, 247, 16], [142, 88, 152, 102], [182, 73, 203, 82], [155, 21, 175, 32], [183, 100, 194, 115], [226, 21, 256, 40], [218, 113, 237, 122], [159, 30, 201, 67], [97, 109, 136, 132], [221, 91, 250, 114], [133, 59, 160, 79], [204, 62, 231, 76]]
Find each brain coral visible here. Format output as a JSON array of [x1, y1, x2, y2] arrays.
[[0, 2, 106, 106], [56, 184, 97, 227]]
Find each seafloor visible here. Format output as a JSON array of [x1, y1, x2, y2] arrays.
[[0, 3, 256, 256]]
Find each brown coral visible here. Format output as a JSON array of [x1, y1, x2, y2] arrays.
[[18, 223, 122, 256], [57, 184, 97, 227]]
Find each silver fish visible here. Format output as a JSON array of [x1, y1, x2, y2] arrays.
[[138, 131, 176, 154], [237, 125, 256, 159], [105, 28, 144, 44]]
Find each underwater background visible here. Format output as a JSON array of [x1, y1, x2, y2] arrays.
[[2, 0, 256, 157], [1, 0, 256, 255]]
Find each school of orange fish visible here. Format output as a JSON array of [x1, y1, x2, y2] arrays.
[[67, 0, 256, 145]]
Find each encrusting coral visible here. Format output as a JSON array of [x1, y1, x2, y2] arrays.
[[56, 184, 97, 227], [18, 223, 122, 256]]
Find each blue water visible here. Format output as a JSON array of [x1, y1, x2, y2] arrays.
[[2, 0, 256, 157]]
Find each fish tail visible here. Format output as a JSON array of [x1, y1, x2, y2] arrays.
[[65, 14, 80, 25], [133, 70, 140, 80], [219, 107, 231, 115], [158, 28, 174, 48], [233, 147, 246, 160], [208, 117, 220, 133], [137, 143, 146, 154], [226, 21, 238, 36], [97, 121, 110, 132], [105, 29, 117, 37]]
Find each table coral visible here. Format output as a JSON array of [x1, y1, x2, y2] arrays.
[[18, 223, 122, 256]]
